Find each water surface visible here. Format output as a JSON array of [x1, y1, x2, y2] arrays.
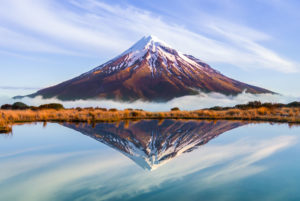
[[0, 120, 300, 201]]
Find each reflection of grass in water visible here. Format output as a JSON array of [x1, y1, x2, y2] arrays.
[[0, 119, 11, 133], [0, 106, 300, 133]]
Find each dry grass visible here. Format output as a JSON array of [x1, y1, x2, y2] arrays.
[[1, 107, 300, 133]]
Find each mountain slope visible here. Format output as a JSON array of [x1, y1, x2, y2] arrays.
[[28, 35, 272, 101]]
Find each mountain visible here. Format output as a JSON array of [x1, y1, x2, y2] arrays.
[[63, 120, 246, 170], [28, 35, 272, 102]]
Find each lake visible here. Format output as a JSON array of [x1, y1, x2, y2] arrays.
[[1, 120, 300, 201]]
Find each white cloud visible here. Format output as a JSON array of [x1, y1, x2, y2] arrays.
[[0, 0, 297, 72], [1, 91, 298, 111]]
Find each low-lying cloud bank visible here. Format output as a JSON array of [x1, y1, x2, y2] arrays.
[[0, 92, 299, 112]]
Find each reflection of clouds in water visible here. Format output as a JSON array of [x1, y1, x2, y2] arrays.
[[96, 135, 297, 201], [202, 136, 297, 185], [0, 145, 55, 159], [1, 92, 299, 111], [0, 151, 128, 201], [0, 135, 296, 201], [0, 152, 78, 181]]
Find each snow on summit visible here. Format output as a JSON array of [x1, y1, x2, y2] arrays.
[[123, 35, 171, 54]]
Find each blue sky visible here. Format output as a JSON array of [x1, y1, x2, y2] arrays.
[[0, 0, 300, 97]]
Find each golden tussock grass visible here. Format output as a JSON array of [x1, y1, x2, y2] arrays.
[[1, 106, 300, 133]]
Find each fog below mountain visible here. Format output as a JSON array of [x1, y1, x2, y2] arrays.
[[0, 91, 298, 111]]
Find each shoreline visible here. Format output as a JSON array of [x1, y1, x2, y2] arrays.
[[1, 106, 300, 133]]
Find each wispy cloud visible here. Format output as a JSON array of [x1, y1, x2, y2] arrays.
[[0, 86, 40, 90], [206, 22, 297, 72], [0, 0, 297, 72]]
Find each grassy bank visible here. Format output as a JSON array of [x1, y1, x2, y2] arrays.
[[1, 101, 300, 133]]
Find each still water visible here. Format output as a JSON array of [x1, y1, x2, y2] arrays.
[[0, 120, 300, 201]]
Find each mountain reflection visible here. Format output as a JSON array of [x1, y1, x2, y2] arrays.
[[63, 120, 246, 170]]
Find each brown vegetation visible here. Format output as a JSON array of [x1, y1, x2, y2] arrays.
[[1, 101, 300, 133], [171, 107, 180, 111]]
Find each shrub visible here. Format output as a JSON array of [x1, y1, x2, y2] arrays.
[[261, 103, 274, 109], [30, 106, 39, 111], [109, 108, 118, 112], [235, 101, 286, 110], [208, 106, 224, 111], [287, 102, 300, 108], [84, 107, 94, 110], [76, 107, 83, 111], [135, 109, 144, 111], [97, 107, 107, 111], [12, 102, 29, 110], [1, 104, 12, 110], [131, 111, 139, 117], [235, 101, 262, 109], [38, 103, 64, 110], [171, 107, 180, 111]]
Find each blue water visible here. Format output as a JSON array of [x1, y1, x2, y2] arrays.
[[0, 121, 300, 201]]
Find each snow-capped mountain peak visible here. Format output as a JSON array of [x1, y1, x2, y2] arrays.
[[122, 35, 171, 54], [86, 35, 174, 75], [93, 35, 210, 77], [29, 35, 272, 101]]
